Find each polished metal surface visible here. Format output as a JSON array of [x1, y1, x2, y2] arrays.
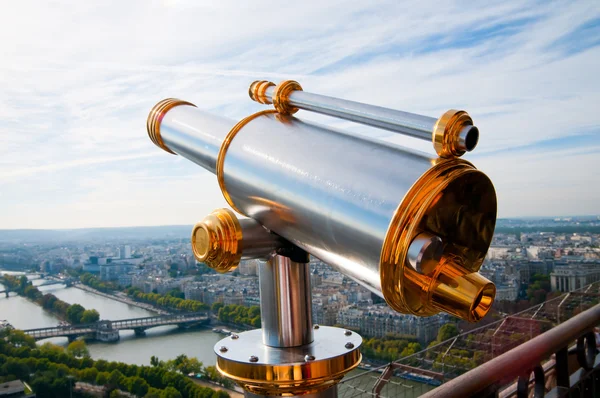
[[244, 386, 338, 398], [259, 254, 313, 347], [238, 219, 283, 259], [160, 104, 236, 174], [226, 113, 429, 296], [262, 85, 437, 141], [214, 326, 361, 365], [214, 326, 362, 396], [148, 102, 497, 322]]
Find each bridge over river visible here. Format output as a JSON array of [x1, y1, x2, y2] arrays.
[[0, 275, 74, 297], [23, 312, 209, 342]]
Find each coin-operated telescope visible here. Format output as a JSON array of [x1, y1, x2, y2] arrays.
[[147, 80, 497, 397]]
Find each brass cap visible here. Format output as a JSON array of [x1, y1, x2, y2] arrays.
[[191, 208, 243, 273], [429, 258, 496, 322], [433, 109, 479, 158], [147, 98, 196, 154], [248, 80, 303, 114]]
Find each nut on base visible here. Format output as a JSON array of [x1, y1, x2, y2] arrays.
[[191, 208, 243, 273]]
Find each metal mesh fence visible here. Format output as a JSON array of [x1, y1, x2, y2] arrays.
[[338, 282, 600, 398]]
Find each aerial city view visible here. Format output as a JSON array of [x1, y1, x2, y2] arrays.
[[1, 1, 599, 397], [1, 218, 599, 397]]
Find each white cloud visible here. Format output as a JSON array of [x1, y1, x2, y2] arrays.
[[0, 0, 598, 228]]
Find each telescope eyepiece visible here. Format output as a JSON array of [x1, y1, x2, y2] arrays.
[[459, 125, 479, 152]]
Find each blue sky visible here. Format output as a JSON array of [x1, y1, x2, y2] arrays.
[[0, 0, 599, 229]]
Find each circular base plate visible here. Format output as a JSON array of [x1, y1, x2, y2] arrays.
[[214, 326, 362, 396]]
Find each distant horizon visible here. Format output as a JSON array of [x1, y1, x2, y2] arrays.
[[0, 214, 598, 232]]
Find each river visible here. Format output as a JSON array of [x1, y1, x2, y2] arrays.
[[0, 272, 223, 367], [0, 272, 435, 397]]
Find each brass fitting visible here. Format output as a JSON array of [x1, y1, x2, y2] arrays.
[[191, 209, 282, 273], [249, 80, 303, 114], [191, 209, 243, 273], [147, 98, 196, 154], [433, 109, 479, 158], [380, 158, 497, 322], [248, 80, 275, 105], [429, 257, 496, 322]]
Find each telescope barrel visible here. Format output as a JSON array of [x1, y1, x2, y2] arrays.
[[249, 81, 479, 158], [148, 98, 497, 322]]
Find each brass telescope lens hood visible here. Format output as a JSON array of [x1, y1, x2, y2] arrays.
[[380, 158, 497, 322]]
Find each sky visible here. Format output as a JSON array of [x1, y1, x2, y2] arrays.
[[0, 0, 599, 229]]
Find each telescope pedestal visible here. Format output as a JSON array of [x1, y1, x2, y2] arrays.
[[244, 386, 338, 398], [213, 249, 362, 397]]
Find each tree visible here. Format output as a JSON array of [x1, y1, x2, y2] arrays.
[[211, 302, 224, 313], [81, 367, 99, 383], [66, 340, 90, 358], [39, 342, 64, 356], [150, 356, 160, 367], [526, 273, 552, 304], [109, 369, 125, 387], [160, 386, 182, 398], [96, 372, 109, 385], [144, 388, 162, 398], [437, 323, 459, 342], [1, 360, 30, 381], [129, 376, 150, 397], [18, 275, 29, 292], [81, 309, 100, 324], [66, 304, 86, 324], [166, 288, 185, 299], [8, 330, 36, 349]]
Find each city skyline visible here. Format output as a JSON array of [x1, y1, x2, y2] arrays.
[[1, 0, 599, 229]]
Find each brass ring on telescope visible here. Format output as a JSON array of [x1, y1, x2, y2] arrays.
[[249, 80, 275, 104], [216, 109, 278, 214], [147, 98, 196, 154], [432, 109, 474, 158], [272, 80, 303, 114]]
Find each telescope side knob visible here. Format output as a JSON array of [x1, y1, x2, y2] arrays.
[[407, 232, 444, 275], [191, 208, 283, 273], [191, 208, 243, 273]]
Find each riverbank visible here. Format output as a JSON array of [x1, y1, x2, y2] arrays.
[[190, 378, 243, 398], [74, 284, 170, 315]]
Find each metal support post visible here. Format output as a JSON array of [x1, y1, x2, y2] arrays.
[[213, 244, 362, 398], [259, 247, 313, 348]]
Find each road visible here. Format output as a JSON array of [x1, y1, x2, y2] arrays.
[[74, 284, 170, 315]]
